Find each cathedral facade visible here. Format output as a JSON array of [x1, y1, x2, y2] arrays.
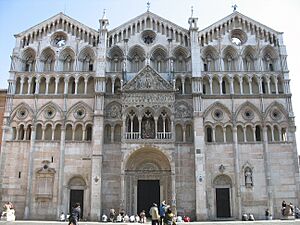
[[0, 9, 299, 221]]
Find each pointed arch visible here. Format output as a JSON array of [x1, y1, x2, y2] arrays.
[[20, 47, 36, 72], [78, 46, 95, 71], [36, 101, 64, 119], [235, 101, 262, 121]]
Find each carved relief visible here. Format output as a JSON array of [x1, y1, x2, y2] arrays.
[[106, 103, 122, 119], [175, 102, 192, 118], [123, 65, 172, 91]]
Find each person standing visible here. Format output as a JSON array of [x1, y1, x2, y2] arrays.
[[149, 203, 160, 225], [68, 203, 80, 225], [159, 201, 167, 225]]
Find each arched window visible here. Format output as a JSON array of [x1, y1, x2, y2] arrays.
[[274, 125, 280, 141], [222, 77, 230, 94], [233, 76, 240, 94], [175, 124, 183, 142], [68, 77, 75, 94], [18, 124, 25, 140], [57, 77, 65, 94], [185, 124, 193, 142], [77, 77, 85, 94], [244, 54, 255, 71], [12, 127, 17, 140], [212, 77, 220, 94], [252, 77, 259, 94], [237, 125, 244, 142], [225, 126, 233, 143], [128, 46, 145, 72], [30, 77, 36, 94], [242, 77, 250, 94], [104, 125, 111, 143], [175, 78, 182, 94], [114, 77, 121, 93], [246, 125, 254, 142], [15, 77, 21, 94], [54, 124, 61, 140], [202, 77, 210, 94], [206, 126, 213, 142], [44, 124, 52, 140], [36, 124, 43, 140], [65, 124, 73, 141], [26, 124, 32, 140], [215, 125, 224, 143], [87, 77, 94, 94], [255, 125, 262, 141], [114, 124, 121, 142], [174, 48, 188, 72], [48, 77, 56, 94], [74, 124, 83, 141], [86, 124, 93, 141]]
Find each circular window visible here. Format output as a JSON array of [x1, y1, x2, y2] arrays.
[[74, 107, 86, 119], [243, 109, 254, 121], [141, 30, 156, 45], [271, 109, 282, 121], [17, 108, 28, 119], [230, 29, 247, 46], [51, 32, 67, 48], [44, 106, 56, 119], [212, 109, 224, 121]]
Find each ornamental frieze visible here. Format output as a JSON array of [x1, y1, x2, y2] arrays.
[[122, 93, 175, 105]]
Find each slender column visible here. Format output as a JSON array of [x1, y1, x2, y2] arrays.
[[182, 127, 186, 142], [212, 128, 215, 142], [57, 127, 66, 217], [249, 78, 253, 95], [267, 78, 271, 94], [219, 79, 222, 95], [51, 128, 54, 141], [42, 127, 45, 140], [181, 78, 185, 94], [55, 79, 59, 94], [223, 128, 226, 142], [27, 79, 32, 95], [24, 127, 36, 219], [239, 80, 243, 94], [74, 80, 78, 94], [274, 79, 278, 94], [243, 127, 247, 142], [230, 77, 234, 94], [154, 117, 158, 139], [20, 79, 24, 95], [72, 128, 75, 140], [209, 78, 213, 94], [232, 126, 242, 219], [262, 125, 274, 215]]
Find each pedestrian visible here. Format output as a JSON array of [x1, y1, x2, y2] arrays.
[[68, 203, 80, 225], [164, 208, 175, 225], [159, 200, 167, 225], [149, 203, 160, 225], [60, 212, 66, 221], [140, 210, 146, 223]]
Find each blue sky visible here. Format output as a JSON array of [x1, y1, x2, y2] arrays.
[[1, 0, 300, 146]]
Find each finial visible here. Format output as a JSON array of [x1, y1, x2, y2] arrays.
[[232, 4, 237, 12], [147, 1, 150, 12], [191, 6, 194, 17], [102, 9, 107, 19]]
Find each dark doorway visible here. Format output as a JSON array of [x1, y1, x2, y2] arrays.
[[216, 188, 230, 218], [137, 180, 160, 217], [70, 189, 84, 219]]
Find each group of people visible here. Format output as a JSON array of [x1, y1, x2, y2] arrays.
[[1, 202, 15, 221], [149, 201, 175, 225], [102, 208, 146, 223], [281, 200, 300, 218]]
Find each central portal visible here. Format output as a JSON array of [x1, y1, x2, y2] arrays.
[[137, 180, 160, 216]]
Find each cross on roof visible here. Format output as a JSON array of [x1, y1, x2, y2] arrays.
[[232, 4, 238, 12], [147, 1, 150, 12]]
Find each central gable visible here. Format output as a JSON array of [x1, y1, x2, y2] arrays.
[[123, 65, 173, 92]]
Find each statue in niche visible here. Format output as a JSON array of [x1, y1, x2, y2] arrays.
[[244, 167, 253, 187], [142, 119, 154, 139]]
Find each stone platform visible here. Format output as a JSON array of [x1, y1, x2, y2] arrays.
[[0, 221, 299, 225]]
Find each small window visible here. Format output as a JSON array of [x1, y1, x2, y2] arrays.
[[204, 63, 208, 71], [206, 127, 212, 142], [89, 64, 93, 71]]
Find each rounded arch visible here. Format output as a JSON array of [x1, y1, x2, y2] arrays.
[[78, 46, 96, 71], [20, 47, 36, 72], [213, 174, 232, 187], [67, 175, 87, 187], [201, 45, 219, 59], [128, 45, 145, 59], [40, 47, 56, 72], [124, 147, 171, 171], [172, 45, 190, 58]]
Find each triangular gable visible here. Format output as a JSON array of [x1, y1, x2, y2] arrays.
[[15, 12, 98, 38], [123, 65, 173, 92], [108, 11, 189, 36], [199, 11, 281, 35]]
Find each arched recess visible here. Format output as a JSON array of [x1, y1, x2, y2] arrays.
[[212, 174, 232, 218], [21, 47, 36, 72], [150, 46, 167, 72], [78, 46, 95, 71], [242, 46, 256, 71], [173, 46, 189, 72], [67, 176, 88, 219], [222, 46, 238, 71], [128, 45, 145, 72], [108, 46, 124, 72], [58, 47, 75, 72], [124, 147, 172, 216], [261, 45, 278, 71], [40, 47, 55, 72], [202, 46, 218, 72]]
